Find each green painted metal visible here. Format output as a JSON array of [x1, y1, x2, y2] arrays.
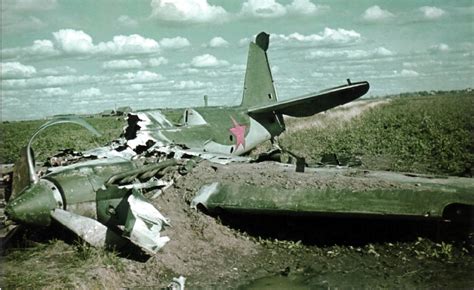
[[5, 179, 60, 226], [129, 32, 369, 156], [194, 167, 474, 220]]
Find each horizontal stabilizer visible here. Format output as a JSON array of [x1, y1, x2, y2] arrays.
[[248, 81, 369, 117]]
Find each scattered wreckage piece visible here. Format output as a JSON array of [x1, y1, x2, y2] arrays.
[[192, 164, 474, 222], [4, 118, 180, 255]]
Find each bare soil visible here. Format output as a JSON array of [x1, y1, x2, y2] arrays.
[[4, 160, 473, 289]]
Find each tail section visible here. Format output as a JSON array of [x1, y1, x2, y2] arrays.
[[240, 32, 278, 108]]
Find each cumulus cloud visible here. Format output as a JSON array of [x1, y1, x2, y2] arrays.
[[95, 34, 160, 55], [102, 57, 169, 70], [2, 39, 59, 60], [269, 28, 361, 47], [159, 37, 190, 49], [286, 0, 328, 15], [2, 75, 96, 90], [73, 87, 102, 98], [40, 66, 77, 75], [190, 54, 229, 68], [36, 87, 69, 97], [419, 6, 446, 19], [429, 43, 450, 53], [3, 29, 163, 59], [362, 5, 394, 22], [240, 0, 328, 18], [150, 0, 228, 23], [53, 29, 95, 54], [174, 80, 211, 90], [306, 47, 394, 59], [399, 69, 419, 77], [240, 0, 286, 18], [207, 37, 230, 48], [149, 57, 169, 67], [102, 59, 143, 70], [118, 71, 165, 84], [117, 15, 138, 27], [52, 29, 161, 55], [1, 62, 37, 79]]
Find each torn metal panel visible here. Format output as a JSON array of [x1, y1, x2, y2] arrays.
[[124, 190, 170, 254]]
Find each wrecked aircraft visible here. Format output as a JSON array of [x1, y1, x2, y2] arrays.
[[2, 32, 473, 256], [121, 32, 369, 159], [5, 118, 176, 254]]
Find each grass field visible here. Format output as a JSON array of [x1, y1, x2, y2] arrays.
[[280, 91, 474, 176], [1, 91, 473, 176], [0, 116, 124, 165]]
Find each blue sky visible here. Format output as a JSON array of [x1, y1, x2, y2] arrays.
[[1, 0, 473, 120]]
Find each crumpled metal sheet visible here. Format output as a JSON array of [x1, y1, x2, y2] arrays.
[[124, 190, 170, 254]]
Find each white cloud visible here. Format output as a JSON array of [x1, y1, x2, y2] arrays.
[[174, 80, 211, 89], [1, 62, 37, 79], [419, 6, 446, 19], [96, 34, 160, 55], [306, 47, 394, 59], [159, 37, 190, 49], [73, 87, 102, 98], [53, 29, 95, 54], [238, 38, 252, 47], [119, 71, 165, 84], [149, 57, 169, 67], [402, 62, 418, 68], [52, 29, 161, 56], [150, 0, 228, 23], [126, 84, 144, 91], [362, 5, 394, 22], [286, 0, 328, 15], [429, 43, 450, 52], [400, 69, 419, 77], [40, 66, 77, 75], [207, 37, 229, 48], [240, 0, 286, 18], [240, 0, 328, 18], [2, 75, 96, 90], [2, 39, 59, 60], [117, 15, 138, 27], [191, 54, 229, 68], [30, 40, 57, 55], [3, 30, 163, 60], [36, 87, 69, 97], [103, 59, 143, 70], [271, 28, 361, 47]]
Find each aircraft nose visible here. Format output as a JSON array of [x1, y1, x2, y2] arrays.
[[5, 179, 63, 226]]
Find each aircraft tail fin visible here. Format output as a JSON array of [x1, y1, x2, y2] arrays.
[[240, 32, 278, 108]]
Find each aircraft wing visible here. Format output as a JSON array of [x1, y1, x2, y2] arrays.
[[247, 81, 370, 117]]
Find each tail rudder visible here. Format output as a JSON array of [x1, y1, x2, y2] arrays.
[[240, 32, 277, 108]]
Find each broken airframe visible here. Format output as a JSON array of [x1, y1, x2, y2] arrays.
[[2, 32, 473, 255]]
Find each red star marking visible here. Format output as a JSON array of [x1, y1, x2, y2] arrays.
[[229, 117, 247, 150]]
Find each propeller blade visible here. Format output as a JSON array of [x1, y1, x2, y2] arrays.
[[51, 208, 126, 248]]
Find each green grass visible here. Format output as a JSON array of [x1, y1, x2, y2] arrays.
[[0, 116, 125, 164], [280, 91, 474, 176], [1, 91, 473, 176]]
